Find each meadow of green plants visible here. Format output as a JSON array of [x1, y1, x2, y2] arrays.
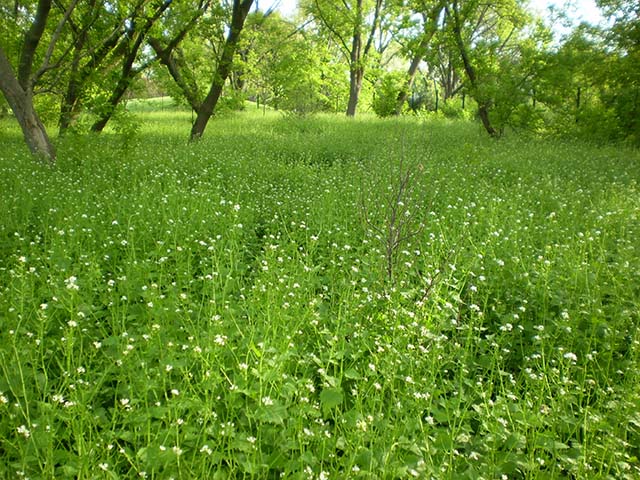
[[1, 107, 639, 479]]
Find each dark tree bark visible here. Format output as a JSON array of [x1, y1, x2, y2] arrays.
[[0, 0, 56, 163], [58, 0, 154, 134], [190, 0, 254, 140]]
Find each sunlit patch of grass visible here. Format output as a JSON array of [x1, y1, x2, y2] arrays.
[[0, 109, 639, 478]]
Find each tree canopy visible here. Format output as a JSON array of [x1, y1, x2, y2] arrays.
[[1, 0, 638, 161]]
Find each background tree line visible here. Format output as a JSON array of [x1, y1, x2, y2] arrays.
[[1, 0, 638, 163]]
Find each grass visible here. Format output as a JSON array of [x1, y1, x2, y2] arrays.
[[0, 108, 639, 479]]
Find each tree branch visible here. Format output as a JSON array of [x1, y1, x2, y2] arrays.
[[18, 0, 52, 89], [34, 0, 81, 82]]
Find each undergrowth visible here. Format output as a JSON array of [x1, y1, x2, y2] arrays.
[[0, 110, 639, 479]]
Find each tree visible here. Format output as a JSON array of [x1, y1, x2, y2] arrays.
[[596, 0, 640, 142], [148, 1, 223, 112], [190, 0, 254, 140], [394, 0, 446, 114], [305, 0, 385, 116], [445, 0, 531, 136], [0, 0, 76, 162], [89, 0, 175, 133], [237, 11, 347, 114]]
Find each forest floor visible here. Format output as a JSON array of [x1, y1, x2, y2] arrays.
[[1, 107, 639, 479]]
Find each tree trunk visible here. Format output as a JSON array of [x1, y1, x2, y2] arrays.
[[346, 7, 363, 118], [477, 104, 496, 136], [190, 0, 254, 140], [449, 1, 497, 137], [59, 40, 85, 134], [395, 4, 443, 115], [346, 66, 364, 117], [0, 46, 55, 163], [149, 39, 201, 111], [89, 0, 172, 133], [90, 73, 134, 133], [395, 51, 423, 115]]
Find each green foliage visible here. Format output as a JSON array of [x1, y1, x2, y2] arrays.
[[372, 71, 406, 117], [439, 97, 474, 120], [240, 11, 347, 115], [1, 108, 639, 478]]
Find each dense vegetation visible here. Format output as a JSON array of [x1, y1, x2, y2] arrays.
[[1, 107, 639, 478]]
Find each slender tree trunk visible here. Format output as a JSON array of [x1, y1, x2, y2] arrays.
[[59, 40, 85, 134], [58, 0, 97, 134], [395, 4, 443, 115], [449, 1, 497, 137], [477, 104, 495, 135], [346, 6, 363, 118], [90, 74, 134, 132], [89, 0, 172, 133], [0, 0, 56, 162], [395, 51, 423, 115], [149, 39, 201, 111], [0, 45, 55, 163], [346, 66, 364, 117], [190, 0, 254, 140], [147, 2, 209, 112]]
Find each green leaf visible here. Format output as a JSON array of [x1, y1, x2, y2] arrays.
[[255, 404, 288, 425], [344, 368, 360, 379], [320, 387, 343, 412]]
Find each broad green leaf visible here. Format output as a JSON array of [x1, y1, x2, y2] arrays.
[[320, 387, 343, 411]]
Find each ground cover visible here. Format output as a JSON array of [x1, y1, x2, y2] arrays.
[[1, 109, 639, 479]]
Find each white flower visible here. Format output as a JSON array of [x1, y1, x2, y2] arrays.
[[261, 396, 273, 406], [17, 425, 30, 438], [65, 276, 79, 290], [563, 352, 578, 362]]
